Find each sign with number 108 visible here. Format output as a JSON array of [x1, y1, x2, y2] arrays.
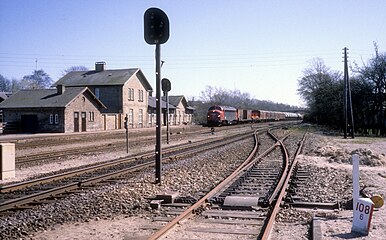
[[352, 198, 374, 235], [356, 202, 371, 219]]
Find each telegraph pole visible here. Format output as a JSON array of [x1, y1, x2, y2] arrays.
[[343, 47, 355, 139]]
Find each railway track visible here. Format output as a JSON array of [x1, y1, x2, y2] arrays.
[[14, 124, 263, 166], [13, 125, 202, 150], [146, 129, 307, 239], [0, 128, 258, 213], [0, 122, 309, 240]]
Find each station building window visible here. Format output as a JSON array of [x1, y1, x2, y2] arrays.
[[129, 109, 134, 127], [148, 113, 152, 125], [128, 88, 134, 101], [89, 112, 94, 122], [138, 109, 143, 128], [138, 90, 144, 102], [50, 114, 59, 125]]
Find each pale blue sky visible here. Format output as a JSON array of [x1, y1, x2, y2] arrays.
[[1, 0, 385, 106]]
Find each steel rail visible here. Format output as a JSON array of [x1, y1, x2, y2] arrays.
[[0, 130, 258, 212], [1, 130, 255, 193], [260, 130, 308, 240], [15, 129, 253, 165], [0, 162, 152, 212], [13, 127, 212, 150], [148, 130, 262, 240], [266, 130, 290, 205], [14, 124, 255, 157], [148, 129, 294, 239], [14, 122, 290, 164]]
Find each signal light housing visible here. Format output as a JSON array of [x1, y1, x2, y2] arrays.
[[144, 8, 170, 45]]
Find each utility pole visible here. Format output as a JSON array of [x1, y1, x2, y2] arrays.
[[343, 47, 355, 139]]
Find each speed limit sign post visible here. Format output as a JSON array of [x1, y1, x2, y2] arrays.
[[352, 197, 374, 235]]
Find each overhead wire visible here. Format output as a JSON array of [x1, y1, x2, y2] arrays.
[[0, 49, 377, 75]]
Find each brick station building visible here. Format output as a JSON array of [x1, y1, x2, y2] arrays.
[[0, 62, 194, 133]]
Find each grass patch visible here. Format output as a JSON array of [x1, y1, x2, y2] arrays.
[[335, 137, 386, 145]]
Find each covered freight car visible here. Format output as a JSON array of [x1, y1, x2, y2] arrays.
[[237, 109, 252, 123], [251, 110, 285, 122]]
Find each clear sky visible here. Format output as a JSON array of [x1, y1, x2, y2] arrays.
[[1, 0, 385, 106]]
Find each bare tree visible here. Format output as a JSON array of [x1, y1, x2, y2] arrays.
[[0, 74, 12, 92], [61, 66, 89, 76], [353, 42, 386, 135], [21, 70, 53, 89], [297, 58, 341, 104], [297, 58, 342, 124]]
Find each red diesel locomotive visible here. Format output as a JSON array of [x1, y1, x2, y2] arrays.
[[207, 105, 238, 126]]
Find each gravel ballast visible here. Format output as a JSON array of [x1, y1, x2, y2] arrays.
[[1, 125, 385, 240], [0, 137, 255, 239]]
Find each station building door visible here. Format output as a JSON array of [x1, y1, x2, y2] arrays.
[[74, 112, 79, 132], [81, 112, 86, 132], [21, 115, 38, 133]]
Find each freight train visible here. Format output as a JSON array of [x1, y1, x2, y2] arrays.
[[207, 105, 302, 127]]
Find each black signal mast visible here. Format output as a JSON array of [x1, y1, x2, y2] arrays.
[[144, 8, 170, 184]]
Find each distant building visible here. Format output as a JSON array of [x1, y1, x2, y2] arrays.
[[148, 96, 176, 127], [0, 92, 12, 131], [163, 95, 194, 125], [0, 86, 105, 133]]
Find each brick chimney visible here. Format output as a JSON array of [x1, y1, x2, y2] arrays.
[[95, 62, 106, 72]]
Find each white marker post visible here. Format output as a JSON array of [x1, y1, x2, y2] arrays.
[[352, 154, 360, 207], [0, 143, 15, 180], [351, 154, 374, 235]]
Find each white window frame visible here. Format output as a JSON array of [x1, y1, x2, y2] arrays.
[[138, 109, 143, 126], [129, 109, 134, 127], [89, 112, 95, 122], [54, 114, 59, 124], [128, 88, 134, 101], [138, 89, 144, 102], [148, 113, 152, 124]]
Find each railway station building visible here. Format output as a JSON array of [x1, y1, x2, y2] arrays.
[[0, 87, 106, 133], [53, 62, 153, 131], [0, 62, 194, 133]]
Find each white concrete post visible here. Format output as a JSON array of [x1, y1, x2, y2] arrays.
[[352, 154, 360, 207], [351, 154, 374, 235], [0, 142, 15, 180], [352, 198, 374, 235]]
